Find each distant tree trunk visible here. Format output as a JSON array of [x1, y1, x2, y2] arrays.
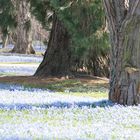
[[34, 14, 71, 77], [103, 0, 140, 105], [11, 0, 35, 54], [2, 34, 8, 48]]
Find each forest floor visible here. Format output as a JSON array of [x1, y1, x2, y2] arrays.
[[0, 52, 140, 139]]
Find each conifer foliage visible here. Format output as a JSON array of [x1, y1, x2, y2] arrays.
[[31, 0, 110, 77], [0, 0, 110, 76], [0, 0, 17, 48]]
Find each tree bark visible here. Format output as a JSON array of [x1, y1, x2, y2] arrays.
[[2, 34, 8, 48], [11, 0, 35, 54], [34, 14, 71, 77], [103, 0, 140, 105]]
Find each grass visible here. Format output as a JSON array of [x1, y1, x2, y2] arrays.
[[58, 91, 107, 98], [0, 58, 108, 99], [23, 79, 108, 99], [25, 79, 108, 92], [0, 109, 97, 139], [0, 65, 108, 99], [0, 76, 109, 99], [125, 124, 140, 131], [0, 105, 140, 139], [0, 72, 33, 76], [0, 72, 20, 76], [0, 56, 139, 139]]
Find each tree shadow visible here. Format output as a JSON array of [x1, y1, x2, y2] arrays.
[[0, 83, 113, 110], [0, 100, 114, 110], [0, 83, 51, 92]]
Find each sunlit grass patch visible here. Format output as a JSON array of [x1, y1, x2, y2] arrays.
[[0, 72, 19, 76], [0, 82, 139, 139], [124, 124, 140, 131], [0, 105, 140, 139], [26, 79, 108, 92], [58, 91, 107, 98], [23, 79, 108, 98]]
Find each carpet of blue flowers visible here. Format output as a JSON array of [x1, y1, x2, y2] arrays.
[[0, 54, 42, 75], [0, 53, 140, 140]]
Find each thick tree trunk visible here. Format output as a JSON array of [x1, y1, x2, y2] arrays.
[[103, 0, 140, 105], [11, 0, 35, 54], [34, 14, 71, 77]]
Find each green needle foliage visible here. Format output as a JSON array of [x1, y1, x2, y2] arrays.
[[0, 0, 109, 76], [50, 0, 110, 76], [0, 0, 17, 37], [30, 0, 52, 30], [30, 0, 110, 77]]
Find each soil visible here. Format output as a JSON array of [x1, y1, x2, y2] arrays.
[[0, 75, 109, 88]]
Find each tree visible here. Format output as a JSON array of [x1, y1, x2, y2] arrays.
[[103, 0, 140, 105], [1, 34, 8, 48], [0, 0, 35, 54], [0, 0, 17, 48], [35, 14, 71, 77], [60, 0, 109, 77], [31, 0, 109, 77], [11, 0, 35, 54], [30, 1, 71, 77]]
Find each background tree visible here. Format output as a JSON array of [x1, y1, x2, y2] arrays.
[[11, 0, 35, 54], [60, 0, 109, 77], [31, 17, 49, 45], [103, 0, 140, 105], [31, 0, 71, 77], [35, 14, 71, 77], [31, 0, 109, 77], [0, 0, 17, 48], [0, 0, 36, 54]]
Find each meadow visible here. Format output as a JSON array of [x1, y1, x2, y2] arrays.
[[0, 50, 139, 140]]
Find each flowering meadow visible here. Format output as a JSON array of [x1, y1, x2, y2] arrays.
[[0, 54, 140, 139], [0, 54, 42, 76]]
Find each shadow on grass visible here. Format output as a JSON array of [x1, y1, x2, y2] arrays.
[[43, 81, 108, 93], [0, 83, 51, 92], [0, 83, 112, 110], [0, 81, 108, 94], [0, 100, 114, 110]]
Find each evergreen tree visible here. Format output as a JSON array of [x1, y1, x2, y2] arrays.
[[35, 14, 71, 77], [0, 0, 35, 54], [31, 0, 72, 77], [31, 0, 109, 77], [0, 0, 17, 48], [57, 0, 109, 76]]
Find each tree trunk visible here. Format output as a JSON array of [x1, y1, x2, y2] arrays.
[[103, 0, 140, 105], [11, 0, 35, 54], [2, 34, 8, 48], [34, 14, 71, 77]]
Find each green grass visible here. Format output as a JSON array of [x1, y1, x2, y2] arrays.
[[0, 106, 140, 139], [124, 124, 140, 131], [23, 79, 108, 99], [0, 72, 20, 76], [0, 109, 97, 139], [0, 109, 94, 125], [0, 69, 108, 98], [58, 91, 107, 98], [25, 79, 108, 92]]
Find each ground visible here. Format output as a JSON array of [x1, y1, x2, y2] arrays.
[[0, 75, 108, 91], [0, 51, 140, 139]]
